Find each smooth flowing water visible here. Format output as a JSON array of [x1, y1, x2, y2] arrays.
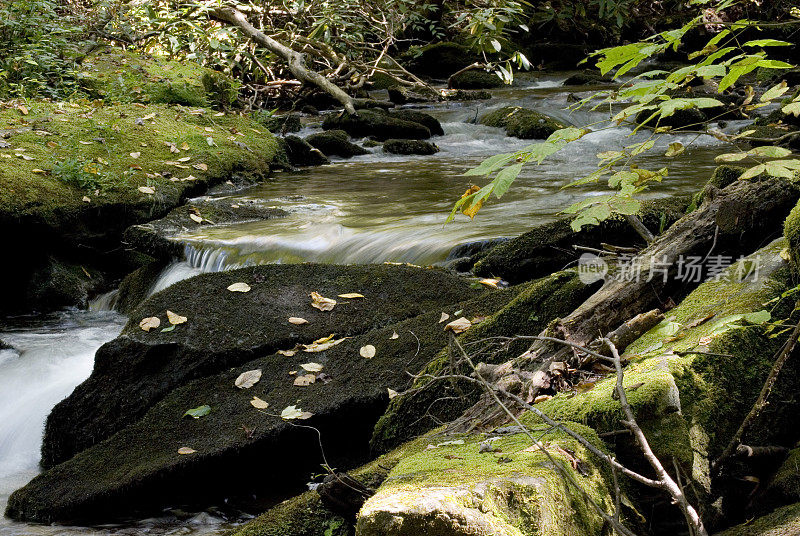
[[0, 72, 746, 535]]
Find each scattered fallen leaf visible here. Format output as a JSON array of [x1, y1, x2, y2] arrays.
[[478, 278, 501, 289], [250, 396, 269, 409], [698, 336, 714, 346], [82, 196, 91, 203], [445, 317, 472, 334], [139, 316, 160, 331], [181, 142, 190, 151], [294, 374, 316, 386], [277, 349, 298, 357], [79, 140, 93, 145], [390, 331, 399, 340], [177, 156, 191, 162], [31, 168, 45, 174], [687, 313, 716, 329], [178, 447, 196, 455], [288, 317, 308, 325], [235, 369, 263, 389], [193, 163, 208, 171], [227, 282, 251, 292], [206, 136, 216, 146], [17, 104, 28, 115], [130, 152, 141, 159], [338, 293, 365, 299], [205, 127, 214, 132], [534, 394, 552, 404], [388, 388, 399, 399], [161, 325, 175, 333], [439, 312, 450, 323], [302, 336, 346, 353], [142, 112, 156, 120], [189, 213, 203, 224], [17, 154, 34, 160], [310, 291, 336, 311], [301, 362, 324, 372], [281, 405, 313, 420], [138, 186, 155, 194], [183, 405, 211, 419], [360, 345, 376, 359], [166, 310, 187, 325]]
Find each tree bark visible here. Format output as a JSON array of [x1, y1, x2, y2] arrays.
[[210, 6, 357, 114]]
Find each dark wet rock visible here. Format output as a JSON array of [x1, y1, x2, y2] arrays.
[[114, 261, 167, 314], [300, 105, 319, 116], [387, 86, 441, 105], [383, 139, 439, 155], [443, 89, 492, 101], [479, 106, 566, 139], [402, 42, 480, 78], [524, 42, 588, 71], [13, 265, 518, 523], [322, 109, 431, 141], [123, 198, 288, 261], [563, 70, 614, 86], [0, 339, 11, 350], [281, 135, 330, 167], [381, 109, 444, 136], [305, 130, 369, 158], [715, 502, 800, 536], [24, 258, 107, 311], [449, 70, 503, 90], [440, 238, 510, 272], [473, 195, 691, 284], [352, 98, 394, 110], [253, 111, 302, 134], [362, 139, 382, 148]]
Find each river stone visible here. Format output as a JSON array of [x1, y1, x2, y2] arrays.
[[479, 106, 566, 139], [379, 109, 444, 136], [323, 110, 431, 141], [715, 501, 800, 536], [449, 70, 503, 89], [563, 70, 614, 86], [387, 86, 441, 105], [281, 135, 330, 167], [383, 139, 439, 156], [10, 270, 522, 523], [305, 130, 369, 158]]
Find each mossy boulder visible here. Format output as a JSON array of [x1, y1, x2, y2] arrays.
[[383, 139, 439, 156], [370, 270, 598, 454], [0, 100, 282, 313], [380, 109, 444, 136], [473, 195, 690, 283], [715, 502, 800, 536], [402, 42, 480, 78], [358, 421, 615, 536], [10, 267, 526, 524], [281, 135, 330, 167], [305, 130, 369, 158], [387, 86, 441, 105], [78, 47, 239, 108], [253, 111, 303, 134], [763, 448, 800, 509], [784, 199, 800, 273], [479, 106, 566, 139], [322, 110, 431, 141], [449, 70, 503, 90], [443, 89, 492, 101]]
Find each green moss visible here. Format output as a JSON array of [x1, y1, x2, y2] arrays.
[[78, 47, 239, 108], [784, 199, 800, 273], [0, 100, 280, 225], [359, 422, 614, 536], [383, 139, 439, 155], [449, 70, 504, 90], [479, 106, 566, 140], [766, 448, 800, 505], [715, 501, 800, 536]]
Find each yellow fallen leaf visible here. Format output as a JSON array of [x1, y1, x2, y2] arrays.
[[310, 291, 336, 311], [227, 282, 251, 292], [189, 213, 203, 224], [47, 141, 57, 148], [205, 127, 214, 132], [277, 349, 298, 357], [390, 331, 399, 340], [439, 312, 450, 323], [294, 374, 316, 386], [338, 293, 365, 299], [478, 278, 501, 289], [177, 156, 191, 162], [138, 186, 155, 194], [79, 140, 93, 145], [235, 369, 262, 389], [460, 185, 484, 219], [177, 447, 196, 455], [302, 337, 346, 353], [142, 112, 156, 120], [17, 104, 28, 115], [281, 405, 313, 420], [360, 345, 376, 359], [444, 317, 472, 334], [250, 396, 269, 409], [288, 317, 308, 325], [139, 316, 160, 331], [166, 310, 187, 325], [82, 196, 91, 203], [181, 142, 190, 150], [388, 388, 399, 399], [31, 169, 45, 174], [130, 152, 141, 159], [301, 362, 324, 372], [193, 163, 208, 171]]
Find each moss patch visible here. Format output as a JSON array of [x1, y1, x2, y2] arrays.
[[714, 501, 800, 536], [479, 106, 566, 140]]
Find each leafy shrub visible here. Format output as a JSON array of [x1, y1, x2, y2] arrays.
[[51, 158, 108, 191]]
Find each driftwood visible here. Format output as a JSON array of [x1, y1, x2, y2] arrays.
[[452, 177, 800, 432]]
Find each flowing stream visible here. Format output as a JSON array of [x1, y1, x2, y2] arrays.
[[0, 72, 747, 535]]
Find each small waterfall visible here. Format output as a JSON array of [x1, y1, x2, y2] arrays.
[[88, 289, 119, 312]]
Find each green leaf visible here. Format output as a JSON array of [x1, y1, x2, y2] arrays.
[[760, 82, 790, 103], [665, 142, 685, 157], [629, 140, 655, 156], [748, 146, 792, 158], [742, 39, 793, 47], [757, 59, 794, 69], [161, 325, 176, 333], [765, 162, 796, 179], [783, 101, 800, 117], [547, 127, 590, 143], [739, 164, 767, 180], [610, 196, 642, 215], [715, 152, 748, 163], [492, 163, 523, 198], [464, 153, 515, 176], [184, 405, 211, 419]]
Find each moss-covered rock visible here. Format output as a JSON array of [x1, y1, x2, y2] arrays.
[[473, 195, 690, 283], [322, 110, 431, 141], [785, 199, 800, 273], [714, 502, 800, 536], [563, 71, 614, 86], [358, 421, 615, 536], [380, 110, 444, 136], [10, 268, 524, 524], [443, 89, 492, 101], [0, 100, 282, 313], [449, 70, 504, 90], [763, 448, 800, 508], [479, 106, 566, 140], [383, 139, 439, 155], [306, 130, 369, 158], [387, 86, 441, 105], [281, 135, 330, 167], [370, 270, 598, 454], [78, 47, 239, 108], [253, 111, 302, 134], [402, 42, 481, 78], [114, 260, 166, 314]]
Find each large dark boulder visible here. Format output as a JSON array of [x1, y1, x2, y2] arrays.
[[9, 264, 523, 524], [479, 106, 566, 139], [383, 139, 439, 155], [281, 135, 330, 167], [305, 130, 369, 158], [322, 110, 431, 141], [381, 109, 444, 136], [449, 70, 503, 89]]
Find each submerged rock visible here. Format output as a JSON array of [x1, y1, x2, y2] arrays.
[[305, 130, 369, 158], [387, 86, 441, 105], [563, 70, 614, 86], [479, 106, 566, 139], [383, 139, 439, 155], [322, 110, 431, 141], [281, 135, 330, 167], [449, 70, 503, 89]]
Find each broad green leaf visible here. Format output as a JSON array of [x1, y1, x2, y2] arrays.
[[749, 146, 792, 158], [570, 203, 612, 231], [665, 142, 685, 157], [765, 162, 796, 179], [760, 81, 789, 103], [715, 152, 748, 162], [629, 140, 655, 156], [743, 39, 793, 47], [547, 127, 590, 143], [610, 196, 642, 215], [783, 101, 800, 117], [464, 153, 515, 176], [597, 150, 625, 161], [184, 405, 211, 419], [719, 63, 759, 92], [739, 164, 767, 180], [609, 171, 638, 188], [695, 64, 726, 78], [757, 60, 794, 69], [492, 163, 523, 198]]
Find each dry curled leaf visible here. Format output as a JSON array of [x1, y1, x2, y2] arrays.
[[130, 152, 141, 159], [439, 312, 450, 323], [166, 310, 187, 325], [227, 282, 251, 293], [294, 374, 316, 386], [177, 447, 196, 455], [302, 336, 345, 353], [390, 332, 399, 340], [189, 213, 203, 224], [288, 317, 308, 325], [281, 405, 313, 420], [138, 186, 155, 194], [338, 293, 364, 299], [387, 388, 399, 399], [360, 345, 376, 359], [139, 316, 160, 331], [235, 369, 262, 389], [310, 291, 336, 311], [444, 317, 472, 334], [478, 278, 501, 289], [250, 396, 269, 409], [301, 362, 324, 373], [277, 349, 298, 357], [193, 163, 208, 171]]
